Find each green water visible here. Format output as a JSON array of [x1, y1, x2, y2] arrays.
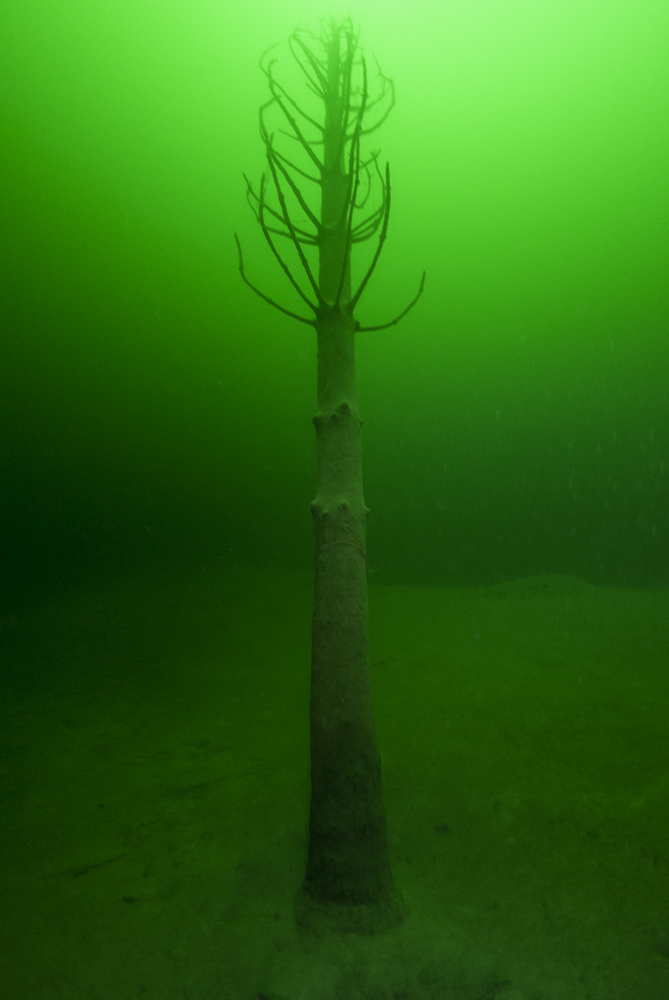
[[2, 0, 667, 595], [1, 3, 668, 998]]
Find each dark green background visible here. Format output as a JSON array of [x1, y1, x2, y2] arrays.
[[2, 0, 668, 602]]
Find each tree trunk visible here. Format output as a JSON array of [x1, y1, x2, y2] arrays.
[[295, 311, 406, 936], [236, 17, 422, 936], [294, 26, 407, 937]]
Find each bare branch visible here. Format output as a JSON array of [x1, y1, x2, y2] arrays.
[[265, 145, 323, 303], [234, 233, 316, 326], [352, 152, 375, 211], [349, 151, 383, 228], [333, 57, 367, 233], [360, 62, 393, 108], [360, 62, 395, 137], [351, 206, 384, 243], [290, 31, 328, 94], [263, 225, 318, 246], [263, 137, 322, 232], [244, 173, 316, 239], [257, 174, 320, 311], [239, 20, 423, 331], [356, 271, 426, 332], [348, 161, 391, 312], [277, 128, 323, 146], [258, 42, 280, 75], [334, 51, 366, 180], [262, 64, 324, 172], [271, 147, 321, 185], [267, 73, 324, 133]]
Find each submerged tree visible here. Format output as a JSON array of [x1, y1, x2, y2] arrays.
[[235, 18, 424, 935]]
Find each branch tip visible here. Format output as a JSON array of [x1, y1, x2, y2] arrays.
[[357, 271, 426, 332]]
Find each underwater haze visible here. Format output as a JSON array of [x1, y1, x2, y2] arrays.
[[2, 3, 669, 1000], [2, 0, 668, 595]]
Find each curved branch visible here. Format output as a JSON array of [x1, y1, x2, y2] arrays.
[[244, 172, 316, 239], [241, 21, 424, 333], [265, 144, 322, 302], [271, 147, 321, 185], [352, 151, 377, 212], [350, 156, 386, 242], [234, 234, 316, 326], [348, 161, 391, 312], [267, 73, 324, 133], [356, 272, 426, 332], [263, 137, 322, 232], [264, 226, 319, 246], [290, 31, 328, 94], [360, 61, 395, 136], [351, 210, 384, 243], [262, 65, 324, 172], [257, 174, 320, 311]]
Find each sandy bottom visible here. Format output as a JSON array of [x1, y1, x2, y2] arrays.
[[1, 568, 668, 1000]]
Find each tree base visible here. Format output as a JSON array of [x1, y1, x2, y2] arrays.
[[293, 883, 409, 937]]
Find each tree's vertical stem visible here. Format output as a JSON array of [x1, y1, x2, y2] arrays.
[[319, 25, 351, 305], [298, 22, 406, 934]]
